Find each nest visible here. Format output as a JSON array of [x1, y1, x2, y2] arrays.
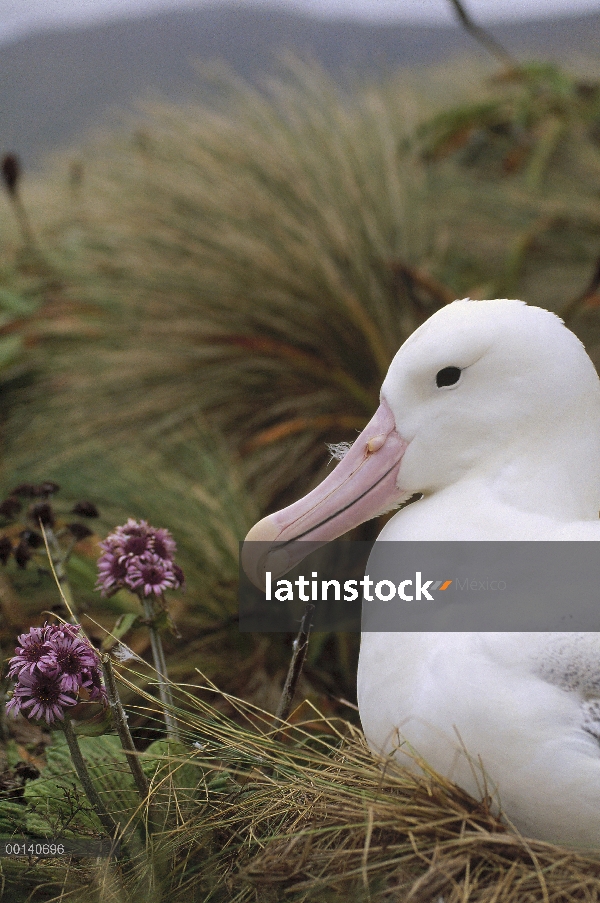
[[154, 694, 600, 903]]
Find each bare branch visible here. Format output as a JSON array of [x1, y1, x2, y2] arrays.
[[448, 0, 519, 71], [273, 603, 315, 732]]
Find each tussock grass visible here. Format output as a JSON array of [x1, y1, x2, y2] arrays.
[[8, 59, 600, 515], [151, 686, 600, 903], [7, 684, 600, 903], [6, 61, 434, 509]]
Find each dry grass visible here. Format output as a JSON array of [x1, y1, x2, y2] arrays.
[[154, 689, 600, 903], [5, 58, 600, 515], [1, 61, 437, 509], [6, 684, 600, 903]]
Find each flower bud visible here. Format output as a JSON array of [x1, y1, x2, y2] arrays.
[[67, 522, 93, 541], [29, 503, 55, 528], [0, 536, 12, 565], [20, 529, 43, 549], [0, 497, 22, 520], [1, 154, 20, 196], [71, 501, 99, 518], [14, 541, 31, 568]]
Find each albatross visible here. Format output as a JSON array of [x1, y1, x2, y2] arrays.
[[244, 298, 600, 848]]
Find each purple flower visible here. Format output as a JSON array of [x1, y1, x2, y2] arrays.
[[41, 634, 98, 693], [81, 667, 107, 703], [6, 623, 106, 725], [6, 670, 76, 723], [150, 528, 176, 560], [172, 563, 186, 591], [126, 552, 178, 597], [8, 626, 51, 677], [96, 519, 183, 598], [96, 553, 129, 598], [53, 623, 82, 640], [121, 533, 151, 558], [121, 518, 148, 537]]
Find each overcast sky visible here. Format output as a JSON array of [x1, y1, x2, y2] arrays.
[[1, 0, 600, 43]]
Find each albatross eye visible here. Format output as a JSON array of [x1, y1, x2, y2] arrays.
[[436, 366, 462, 388]]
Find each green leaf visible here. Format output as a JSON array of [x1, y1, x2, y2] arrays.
[[101, 612, 140, 652], [0, 800, 28, 834], [23, 734, 140, 838], [5, 740, 23, 769], [150, 609, 170, 632], [72, 707, 113, 737], [0, 335, 23, 371]]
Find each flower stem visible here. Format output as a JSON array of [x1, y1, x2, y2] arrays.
[[142, 597, 180, 741], [61, 717, 120, 840], [101, 657, 149, 797]]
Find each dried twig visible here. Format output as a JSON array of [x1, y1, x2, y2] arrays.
[[1, 153, 36, 249], [101, 656, 154, 812], [448, 0, 519, 72], [273, 603, 315, 732]]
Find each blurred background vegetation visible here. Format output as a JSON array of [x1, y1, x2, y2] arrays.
[[0, 12, 600, 727]]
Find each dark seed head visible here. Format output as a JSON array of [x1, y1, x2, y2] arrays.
[[10, 483, 37, 499], [67, 522, 93, 541], [0, 497, 22, 520], [20, 529, 43, 549], [29, 503, 55, 528], [38, 482, 60, 498], [14, 762, 40, 782], [14, 541, 31, 568], [71, 501, 99, 518], [1, 154, 20, 196], [0, 536, 12, 565]]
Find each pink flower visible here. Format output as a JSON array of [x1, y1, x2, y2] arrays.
[[8, 626, 51, 676], [95, 553, 128, 597], [126, 552, 178, 597], [96, 519, 183, 598], [6, 670, 76, 723], [40, 634, 98, 693], [6, 623, 106, 724]]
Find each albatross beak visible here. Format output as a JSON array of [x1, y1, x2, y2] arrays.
[[242, 399, 407, 588]]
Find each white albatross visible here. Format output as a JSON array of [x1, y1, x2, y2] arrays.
[[244, 298, 600, 849]]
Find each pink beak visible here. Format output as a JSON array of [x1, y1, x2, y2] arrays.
[[242, 399, 407, 588]]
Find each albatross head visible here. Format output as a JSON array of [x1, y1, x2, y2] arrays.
[[243, 299, 600, 583]]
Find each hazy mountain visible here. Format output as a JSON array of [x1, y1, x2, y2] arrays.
[[1, 4, 599, 167]]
